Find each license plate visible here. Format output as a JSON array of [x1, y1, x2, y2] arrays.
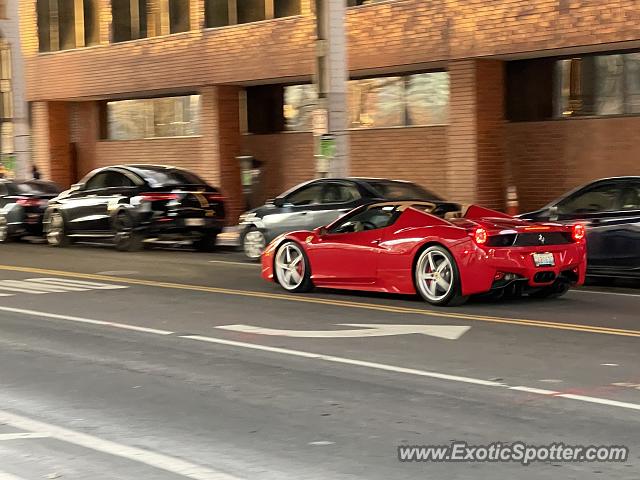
[[533, 252, 555, 267], [185, 218, 205, 227]]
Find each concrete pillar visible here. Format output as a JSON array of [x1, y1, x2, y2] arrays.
[[447, 59, 505, 209]]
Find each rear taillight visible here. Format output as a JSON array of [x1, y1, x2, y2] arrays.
[[473, 227, 488, 245], [16, 197, 42, 207], [140, 193, 179, 202], [572, 223, 586, 242], [204, 193, 225, 202]]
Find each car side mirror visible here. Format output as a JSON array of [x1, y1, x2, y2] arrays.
[[70, 183, 83, 191], [273, 197, 285, 208]]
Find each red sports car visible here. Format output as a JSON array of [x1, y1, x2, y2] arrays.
[[261, 201, 587, 306]]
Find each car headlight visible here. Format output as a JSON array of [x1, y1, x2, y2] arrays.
[[239, 212, 257, 223]]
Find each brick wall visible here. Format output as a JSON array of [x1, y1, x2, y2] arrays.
[[507, 116, 640, 212], [21, 0, 640, 101]]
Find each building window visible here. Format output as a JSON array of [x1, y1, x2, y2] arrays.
[[205, 0, 300, 28], [83, 0, 100, 46], [106, 95, 201, 140], [169, 0, 190, 33], [556, 52, 640, 117], [347, 0, 385, 6], [282, 72, 449, 131], [112, 0, 147, 42], [36, 0, 52, 52], [0, 39, 13, 175]]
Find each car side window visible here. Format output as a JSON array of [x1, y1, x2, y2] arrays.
[[285, 184, 324, 206], [619, 184, 640, 211], [0, 183, 8, 196], [321, 183, 361, 204], [556, 183, 621, 215], [330, 206, 399, 234], [84, 172, 111, 190], [104, 172, 135, 188]]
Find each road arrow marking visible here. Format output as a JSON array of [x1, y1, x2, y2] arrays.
[[216, 324, 470, 340]]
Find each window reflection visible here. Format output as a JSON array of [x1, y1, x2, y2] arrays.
[[283, 72, 450, 131], [107, 95, 201, 140]]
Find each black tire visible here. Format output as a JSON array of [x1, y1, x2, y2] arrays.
[[242, 226, 266, 261], [414, 245, 468, 306], [274, 241, 314, 293], [193, 233, 218, 252], [113, 213, 144, 252], [0, 216, 15, 243], [530, 282, 570, 299], [46, 211, 71, 247]]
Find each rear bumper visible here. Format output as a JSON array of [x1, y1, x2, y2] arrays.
[[454, 241, 587, 296]]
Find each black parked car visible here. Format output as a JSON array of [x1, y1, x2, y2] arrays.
[[239, 177, 458, 259], [0, 180, 61, 243], [520, 176, 640, 278], [44, 165, 225, 251]]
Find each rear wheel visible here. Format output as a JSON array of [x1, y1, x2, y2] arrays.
[[274, 241, 313, 293], [46, 211, 71, 247], [242, 226, 266, 260], [414, 245, 468, 306], [114, 213, 143, 252], [0, 216, 14, 243]]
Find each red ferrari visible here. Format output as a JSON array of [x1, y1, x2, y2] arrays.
[[261, 201, 587, 306]]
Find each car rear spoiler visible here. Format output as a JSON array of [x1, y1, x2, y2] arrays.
[[463, 204, 514, 220]]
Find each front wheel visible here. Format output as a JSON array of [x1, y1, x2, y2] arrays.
[[414, 245, 468, 306], [242, 226, 266, 260], [274, 241, 313, 293], [0, 216, 14, 243], [46, 211, 71, 247]]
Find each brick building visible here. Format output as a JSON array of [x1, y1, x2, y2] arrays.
[[19, 0, 640, 221]]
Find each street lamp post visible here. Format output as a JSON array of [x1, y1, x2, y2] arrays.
[[313, 0, 349, 178]]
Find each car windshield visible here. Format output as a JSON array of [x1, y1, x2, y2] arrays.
[[9, 182, 60, 195], [135, 168, 207, 187], [365, 180, 442, 201]]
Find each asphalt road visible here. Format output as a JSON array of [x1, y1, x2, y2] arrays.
[[0, 242, 638, 480]]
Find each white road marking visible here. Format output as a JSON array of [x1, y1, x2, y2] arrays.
[[217, 323, 470, 340], [571, 289, 640, 298], [0, 471, 29, 480], [0, 278, 128, 296], [182, 334, 640, 412], [0, 293, 13, 297], [31, 278, 129, 290], [0, 306, 638, 413], [0, 306, 173, 335], [208, 260, 258, 267], [0, 410, 243, 480], [601, 363, 619, 366], [0, 432, 50, 441]]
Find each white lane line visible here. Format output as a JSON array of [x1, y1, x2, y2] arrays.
[[0, 410, 243, 480], [182, 335, 640, 412], [0, 471, 29, 480], [0, 306, 173, 335], [208, 260, 258, 267], [570, 289, 640, 298], [1, 306, 639, 413], [0, 432, 50, 441]]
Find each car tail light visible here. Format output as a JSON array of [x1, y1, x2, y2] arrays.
[[140, 192, 179, 202], [473, 227, 488, 245], [204, 193, 225, 202], [16, 197, 42, 207], [572, 223, 586, 242]]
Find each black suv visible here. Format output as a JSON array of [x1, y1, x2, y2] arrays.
[[44, 165, 225, 251]]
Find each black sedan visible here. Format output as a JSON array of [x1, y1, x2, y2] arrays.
[[0, 180, 61, 243], [239, 177, 457, 259], [44, 165, 225, 251], [519, 176, 640, 278]]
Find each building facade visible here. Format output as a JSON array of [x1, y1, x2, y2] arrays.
[[19, 0, 640, 221]]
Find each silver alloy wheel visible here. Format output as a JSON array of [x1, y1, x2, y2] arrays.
[[47, 212, 64, 246], [416, 248, 454, 303], [0, 216, 8, 242], [243, 229, 266, 259], [275, 243, 305, 291]]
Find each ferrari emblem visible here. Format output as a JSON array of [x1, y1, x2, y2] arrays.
[[538, 234, 546, 244]]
